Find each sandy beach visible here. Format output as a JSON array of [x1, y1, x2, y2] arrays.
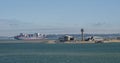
[[0, 40, 54, 43], [0, 39, 120, 44]]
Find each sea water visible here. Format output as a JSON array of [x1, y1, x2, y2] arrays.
[[0, 42, 120, 63]]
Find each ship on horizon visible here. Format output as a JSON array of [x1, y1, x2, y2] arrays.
[[14, 33, 46, 40]]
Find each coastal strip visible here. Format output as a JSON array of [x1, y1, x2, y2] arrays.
[[0, 39, 120, 44]]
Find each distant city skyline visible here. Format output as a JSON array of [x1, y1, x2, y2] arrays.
[[0, 0, 120, 36]]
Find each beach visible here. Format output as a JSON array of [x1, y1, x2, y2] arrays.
[[0, 39, 120, 44]]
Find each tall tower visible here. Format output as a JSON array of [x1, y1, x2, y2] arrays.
[[81, 28, 84, 41]]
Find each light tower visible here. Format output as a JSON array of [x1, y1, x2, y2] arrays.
[[81, 28, 84, 41]]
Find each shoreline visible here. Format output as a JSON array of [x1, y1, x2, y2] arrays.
[[0, 39, 120, 44]]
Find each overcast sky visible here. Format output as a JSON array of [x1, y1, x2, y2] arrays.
[[0, 0, 120, 36]]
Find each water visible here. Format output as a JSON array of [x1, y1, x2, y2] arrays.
[[0, 43, 120, 63]]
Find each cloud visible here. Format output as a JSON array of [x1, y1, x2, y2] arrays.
[[0, 19, 20, 26], [0, 19, 31, 29], [0, 18, 34, 26], [92, 22, 105, 27]]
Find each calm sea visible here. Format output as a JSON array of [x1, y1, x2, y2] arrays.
[[0, 42, 120, 63]]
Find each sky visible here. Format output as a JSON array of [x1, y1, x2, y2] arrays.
[[0, 0, 120, 36]]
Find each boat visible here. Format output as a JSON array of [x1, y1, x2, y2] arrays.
[[14, 33, 46, 40]]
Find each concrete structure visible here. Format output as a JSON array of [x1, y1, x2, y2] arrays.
[[58, 35, 75, 42], [81, 28, 84, 41]]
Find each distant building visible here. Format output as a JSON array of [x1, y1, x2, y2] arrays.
[[81, 28, 84, 41], [117, 37, 120, 40], [85, 36, 104, 42], [59, 35, 75, 42]]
